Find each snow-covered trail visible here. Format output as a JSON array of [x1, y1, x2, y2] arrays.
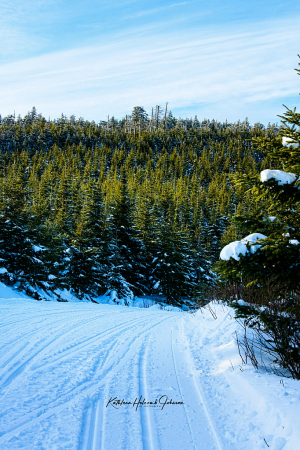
[[0, 294, 299, 450], [0, 298, 222, 450]]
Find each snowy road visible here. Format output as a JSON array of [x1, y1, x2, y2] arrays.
[[0, 292, 299, 449]]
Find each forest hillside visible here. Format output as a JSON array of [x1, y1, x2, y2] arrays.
[[0, 108, 278, 304]]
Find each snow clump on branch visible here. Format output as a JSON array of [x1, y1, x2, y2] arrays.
[[260, 169, 299, 186], [220, 233, 267, 261], [282, 137, 299, 148]]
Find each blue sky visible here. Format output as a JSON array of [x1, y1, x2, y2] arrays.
[[1, 0, 300, 124]]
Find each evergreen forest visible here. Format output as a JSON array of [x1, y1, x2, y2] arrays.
[[0, 106, 278, 304]]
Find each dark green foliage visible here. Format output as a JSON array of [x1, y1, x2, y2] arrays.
[[104, 169, 142, 300], [0, 105, 273, 304]]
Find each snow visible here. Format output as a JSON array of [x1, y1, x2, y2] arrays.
[[282, 234, 300, 245], [148, 303, 162, 310], [220, 233, 267, 261], [0, 285, 300, 449], [48, 274, 56, 280], [153, 281, 160, 290], [282, 137, 299, 148], [260, 169, 298, 186], [32, 245, 43, 252], [0, 282, 28, 298], [53, 288, 83, 303]]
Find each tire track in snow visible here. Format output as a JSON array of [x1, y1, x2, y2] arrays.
[[0, 310, 78, 333], [0, 315, 65, 344], [0, 315, 104, 396], [0, 314, 173, 444], [178, 317, 224, 450], [82, 397, 102, 450], [0, 341, 30, 369], [189, 375, 224, 450], [99, 376, 113, 450], [80, 315, 171, 450], [38, 314, 153, 373], [139, 338, 160, 450], [73, 318, 160, 450], [80, 370, 112, 450], [82, 312, 171, 379], [0, 318, 33, 330], [170, 328, 198, 450]]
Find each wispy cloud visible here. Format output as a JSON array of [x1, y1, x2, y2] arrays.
[[0, 0, 57, 60], [123, 2, 191, 19], [0, 16, 299, 123]]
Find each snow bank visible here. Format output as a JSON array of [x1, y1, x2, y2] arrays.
[[260, 169, 298, 185], [0, 281, 29, 299], [220, 233, 267, 261], [282, 136, 299, 148], [186, 303, 300, 449]]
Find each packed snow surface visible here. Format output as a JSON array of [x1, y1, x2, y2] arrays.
[[220, 233, 267, 261], [260, 169, 298, 186], [0, 283, 299, 449]]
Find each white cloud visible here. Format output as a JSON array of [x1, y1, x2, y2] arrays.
[[123, 2, 191, 19], [0, 16, 299, 122], [0, 0, 57, 59]]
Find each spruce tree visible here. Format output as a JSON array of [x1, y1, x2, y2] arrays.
[[216, 56, 300, 378], [0, 167, 49, 297], [104, 169, 142, 303]]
